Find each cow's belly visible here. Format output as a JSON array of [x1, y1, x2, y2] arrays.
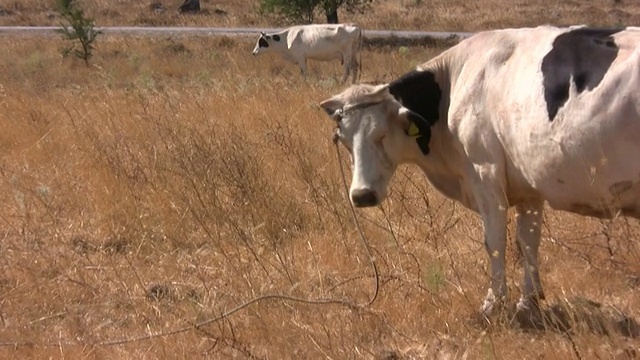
[[540, 171, 640, 219], [516, 116, 640, 218], [305, 49, 344, 62]]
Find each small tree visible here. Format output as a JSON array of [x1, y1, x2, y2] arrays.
[[321, 0, 372, 24], [57, 0, 101, 65], [258, 0, 371, 24], [259, 0, 319, 24]]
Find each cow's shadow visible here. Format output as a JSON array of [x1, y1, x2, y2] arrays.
[[477, 296, 640, 338]]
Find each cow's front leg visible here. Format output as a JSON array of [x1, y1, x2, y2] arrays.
[[515, 200, 545, 311], [296, 57, 308, 79], [481, 203, 508, 315], [469, 164, 509, 315]]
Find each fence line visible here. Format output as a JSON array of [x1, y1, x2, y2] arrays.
[[0, 25, 473, 40]]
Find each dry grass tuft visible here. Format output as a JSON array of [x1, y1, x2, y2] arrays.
[[0, 1, 639, 359]]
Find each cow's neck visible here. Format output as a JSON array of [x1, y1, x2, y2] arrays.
[[390, 61, 476, 210]]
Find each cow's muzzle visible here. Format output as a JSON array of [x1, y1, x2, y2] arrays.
[[351, 188, 379, 207]]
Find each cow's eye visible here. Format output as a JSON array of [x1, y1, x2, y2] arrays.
[[332, 129, 352, 152], [332, 109, 344, 122], [332, 128, 341, 144]]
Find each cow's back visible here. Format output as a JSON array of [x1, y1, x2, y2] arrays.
[[288, 24, 361, 61], [441, 26, 640, 217]]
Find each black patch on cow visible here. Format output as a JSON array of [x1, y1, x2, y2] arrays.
[[541, 28, 622, 121], [273, 34, 281, 41], [405, 111, 431, 155], [389, 70, 442, 155], [258, 37, 269, 48]]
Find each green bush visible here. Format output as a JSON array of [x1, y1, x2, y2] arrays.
[[57, 0, 101, 65]]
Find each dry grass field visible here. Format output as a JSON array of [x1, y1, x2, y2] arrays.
[[1, 0, 640, 30], [1, 0, 640, 359]]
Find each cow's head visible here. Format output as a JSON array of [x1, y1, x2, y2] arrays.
[[252, 31, 282, 56], [320, 84, 431, 207]]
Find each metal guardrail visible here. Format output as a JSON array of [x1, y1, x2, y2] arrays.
[[0, 26, 474, 40]]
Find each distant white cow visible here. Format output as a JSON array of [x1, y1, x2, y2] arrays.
[[320, 25, 640, 315], [252, 24, 363, 83]]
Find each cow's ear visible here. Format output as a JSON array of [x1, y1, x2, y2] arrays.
[[273, 34, 281, 41], [320, 98, 344, 120], [370, 84, 390, 101], [260, 31, 266, 36], [397, 107, 431, 155]]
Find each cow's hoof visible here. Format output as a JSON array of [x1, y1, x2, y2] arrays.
[[516, 295, 541, 312], [513, 296, 545, 329], [481, 288, 505, 317]]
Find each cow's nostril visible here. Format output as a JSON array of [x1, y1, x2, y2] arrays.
[[351, 188, 378, 207]]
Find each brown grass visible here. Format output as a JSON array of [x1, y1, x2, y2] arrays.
[[0, 1, 640, 359]]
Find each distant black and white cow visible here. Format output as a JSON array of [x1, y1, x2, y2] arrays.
[[252, 24, 363, 84], [320, 25, 640, 314]]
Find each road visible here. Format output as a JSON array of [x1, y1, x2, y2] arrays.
[[0, 26, 473, 40]]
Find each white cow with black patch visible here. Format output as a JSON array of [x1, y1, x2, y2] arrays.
[[252, 24, 363, 84], [319, 25, 640, 315]]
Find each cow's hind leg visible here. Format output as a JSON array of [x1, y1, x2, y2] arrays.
[[515, 200, 545, 311], [347, 58, 359, 84], [340, 53, 352, 84]]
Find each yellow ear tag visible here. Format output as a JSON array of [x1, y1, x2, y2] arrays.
[[407, 122, 421, 137]]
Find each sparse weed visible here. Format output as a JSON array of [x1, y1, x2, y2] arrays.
[[424, 263, 446, 293]]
